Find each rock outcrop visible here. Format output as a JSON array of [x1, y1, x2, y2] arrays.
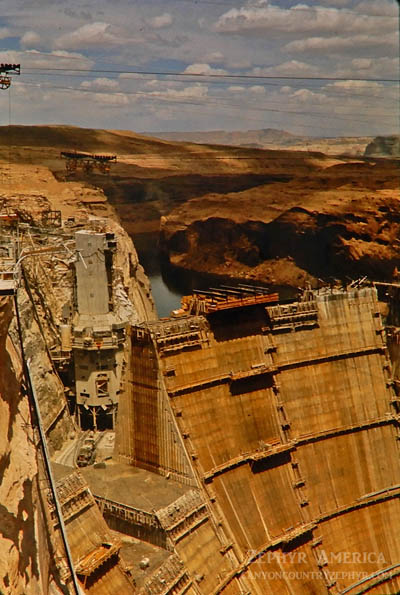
[[0, 296, 55, 594], [365, 135, 400, 158], [160, 158, 400, 287]]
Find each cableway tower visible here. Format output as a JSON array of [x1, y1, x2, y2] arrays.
[[0, 64, 20, 90]]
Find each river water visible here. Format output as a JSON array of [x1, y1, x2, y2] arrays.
[[132, 232, 295, 318], [132, 232, 225, 317]]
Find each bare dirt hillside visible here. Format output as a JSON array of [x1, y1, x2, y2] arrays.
[[150, 128, 374, 156], [0, 124, 335, 234], [0, 124, 398, 288], [160, 159, 399, 286]]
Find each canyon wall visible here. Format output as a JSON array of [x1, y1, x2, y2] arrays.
[[160, 159, 399, 287], [0, 296, 57, 594]]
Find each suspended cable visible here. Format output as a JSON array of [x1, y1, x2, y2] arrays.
[[15, 80, 396, 126], [21, 67, 399, 84], [16, 70, 400, 104]]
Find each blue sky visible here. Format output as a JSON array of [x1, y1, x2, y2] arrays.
[[0, 0, 398, 136]]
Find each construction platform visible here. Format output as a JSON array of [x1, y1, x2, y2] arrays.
[[80, 462, 191, 513]]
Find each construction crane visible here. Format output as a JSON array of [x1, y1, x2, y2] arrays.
[[0, 63, 20, 90]]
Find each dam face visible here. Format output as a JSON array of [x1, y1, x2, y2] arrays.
[[3, 211, 400, 592], [117, 285, 400, 594]]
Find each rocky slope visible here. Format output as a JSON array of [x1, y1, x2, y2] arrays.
[[151, 128, 374, 156], [1, 124, 398, 290], [364, 135, 400, 157], [0, 125, 336, 234], [0, 296, 56, 594], [153, 127, 306, 147], [160, 158, 400, 287]]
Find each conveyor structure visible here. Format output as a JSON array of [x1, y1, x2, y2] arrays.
[[60, 151, 117, 174]]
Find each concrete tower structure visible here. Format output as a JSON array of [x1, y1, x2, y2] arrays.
[[71, 230, 126, 430]]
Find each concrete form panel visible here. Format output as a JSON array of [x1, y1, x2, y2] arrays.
[[75, 231, 110, 316], [297, 427, 400, 518], [117, 335, 195, 485], [174, 519, 231, 594], [316, 501, 400, 594], [243, 543, 329, 594], [52, 469, 135, 594]]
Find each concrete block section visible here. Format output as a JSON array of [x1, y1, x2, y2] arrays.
[[75, 230, 110, 315]]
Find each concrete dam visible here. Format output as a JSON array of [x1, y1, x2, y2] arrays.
[[114, 283, 400, 595], [1, 213, 400, 594]]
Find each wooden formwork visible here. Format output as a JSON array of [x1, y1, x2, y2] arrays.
[[124, 286, 400, 594], [116, 323, 198, 486], [52, 467, 135, 594], [115, 287, 400, 593]]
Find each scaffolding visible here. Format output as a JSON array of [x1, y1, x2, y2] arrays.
[[180, 285, 279, 315]]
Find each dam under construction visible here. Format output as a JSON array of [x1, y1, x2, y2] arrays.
[[2, 209, 400, 595]]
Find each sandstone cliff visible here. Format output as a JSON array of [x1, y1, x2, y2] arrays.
[[160, 158, 400, 287], [0, 296, 56, 594]]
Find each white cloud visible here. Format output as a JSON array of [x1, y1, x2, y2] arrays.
[[252, 60, 319, 77], [327, 80, 382, 92], [55, 22, 128, 50], [249, 85, 265, 95], [285, 32, 397, 53], [81, 77, 119, 91], [144, 79, 162, 89], [214, 3, 394, 36], [48, 50, 94, 69], [250, 53, 398, 82], [227, 59, 253, 69], [92, 93, 130, 107], [228, 85, 245, 93], [323, 79, 389, 101], [351, 58, 372, 70], [334, 57, 398, 79], [292, 88, 327, 104], [183, 63, 228, 75], [143, 84, 208, 103], [354, 0, 397, 16], [148, 13, 173, 29], [314, 0, 352, 5], [0, 49, 94, 70], [148, 84, 209, 102], [0, 50, 21, 64], [204, 51, 225, 63], [20, 31, 42, 48], [118, 72, 145, 80]]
